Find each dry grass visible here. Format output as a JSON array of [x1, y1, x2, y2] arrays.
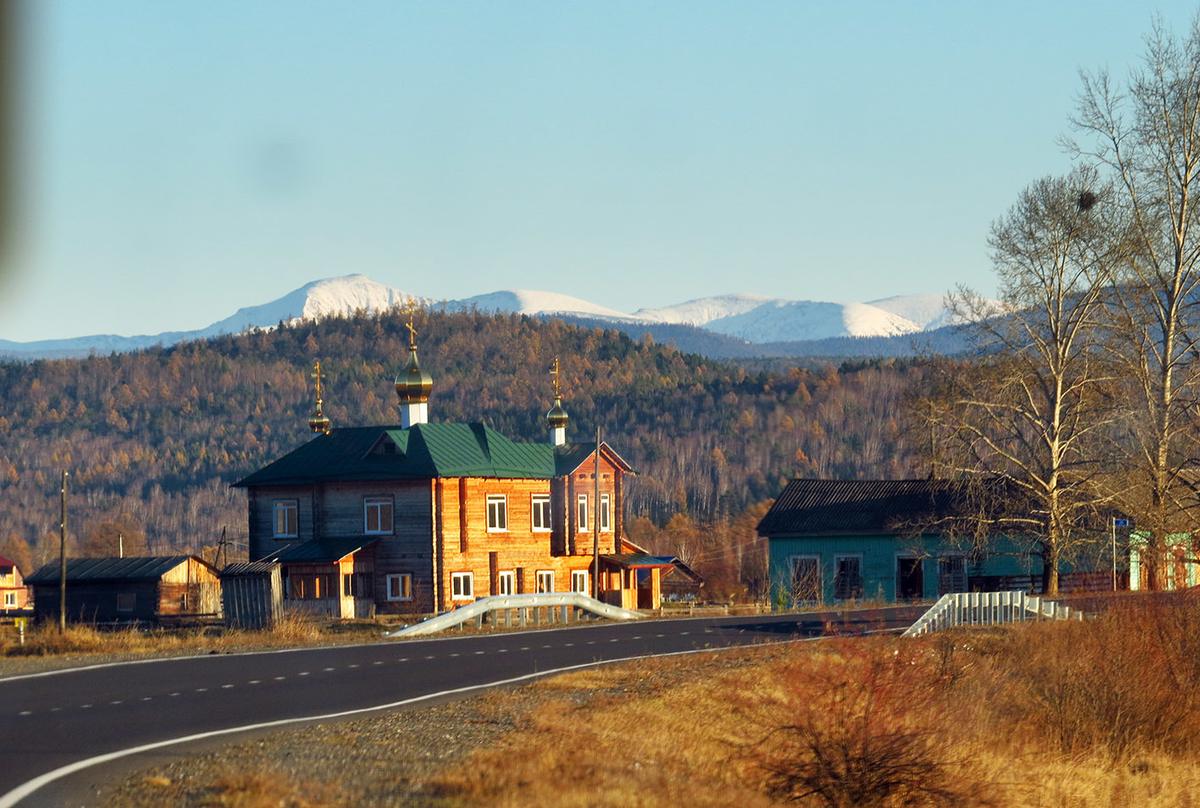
[[425, 593, 1200, 807], [0, 612, 339, 659], [200, 773, 345, 808]]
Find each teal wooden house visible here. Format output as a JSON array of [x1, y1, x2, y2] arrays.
[[756, 479, 1094, 607]]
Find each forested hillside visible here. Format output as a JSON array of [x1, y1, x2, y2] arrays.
[[0, 309, 931, 595]]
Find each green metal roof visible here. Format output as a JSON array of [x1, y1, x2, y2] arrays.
[[233, 423, 628, 487]]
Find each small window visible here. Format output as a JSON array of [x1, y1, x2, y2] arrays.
[[531, 495, 551, 532], [487, 495, 508, 532], [364, 496, 394, 534], [387, 573, 412, 602], [343, 573, 353, 597], [116, 593, 135, 613], [571, 570, 589, 594], [599, 494, 611, 532], [452, 571, 474, 600], [497, 570, 515, 596], [577, 494, 588, 531], [536, 570, 554, 593], [273, 500, 298, 538]]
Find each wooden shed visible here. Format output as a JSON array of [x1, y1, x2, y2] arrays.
[[221, 561, 283, 629], [26, 556, 221, 625]]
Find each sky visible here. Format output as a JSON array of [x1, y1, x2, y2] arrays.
[[0, 0, 1198, 343]]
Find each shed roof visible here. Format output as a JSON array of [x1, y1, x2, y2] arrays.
[[261, 537, 378, 564], [25, 556, 211, 585], [221, 561, 280, 577], [756, 479, 969, 537], [601, 553, 678, 568], [233, 422, 631, 487]]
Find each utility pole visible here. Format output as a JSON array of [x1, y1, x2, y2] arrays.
[[59, 470, 68, 634], [592, 427, 601, 600]]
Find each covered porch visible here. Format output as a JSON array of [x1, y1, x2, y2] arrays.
[[266, 537, 379, 619], [599, 554, 676, 610]]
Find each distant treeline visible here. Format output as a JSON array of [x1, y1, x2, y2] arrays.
[[0, 309, 933, 593]]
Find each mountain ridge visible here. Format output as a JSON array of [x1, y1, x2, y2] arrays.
[[0, 274, 981, 360]]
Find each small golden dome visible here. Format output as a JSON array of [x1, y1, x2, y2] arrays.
[[546, 396, 569, 428], [395, 349, 433, 404], [308, 409, 331, 435]]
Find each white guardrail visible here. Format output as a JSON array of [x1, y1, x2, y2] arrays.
[[383, 592, 646, 638], [902, 591, 1084, 637]]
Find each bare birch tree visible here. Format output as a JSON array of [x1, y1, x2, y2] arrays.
[[1067, 19, 1200, 588], [939, 168, 1118, 594]]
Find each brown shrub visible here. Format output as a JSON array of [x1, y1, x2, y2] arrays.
[[749, 641, 995, 808]]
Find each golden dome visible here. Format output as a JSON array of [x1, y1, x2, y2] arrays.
[[308, 409, 331, 435], [395, 349, 433, 404], [546, 396, 569, 428]]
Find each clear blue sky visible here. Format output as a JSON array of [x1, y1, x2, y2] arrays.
[[0, 0, 1196, 342]]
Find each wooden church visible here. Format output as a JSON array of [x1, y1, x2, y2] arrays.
[[235, 317, 672, 617]]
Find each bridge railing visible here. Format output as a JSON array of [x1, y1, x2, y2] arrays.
[[383, 592, 645, 638], [902, 591, 1084, 637]]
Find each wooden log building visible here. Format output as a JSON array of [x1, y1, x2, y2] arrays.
[[235, 327, 674, 617]]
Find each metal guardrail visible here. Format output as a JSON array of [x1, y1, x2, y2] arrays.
[[382, 592, 646, 638], [902, 591, 1084, 637]]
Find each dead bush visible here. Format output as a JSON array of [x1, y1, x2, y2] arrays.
[[750, 642, 995, 808]]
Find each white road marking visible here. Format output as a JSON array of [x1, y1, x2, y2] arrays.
[[169, 693, 180, 697], [17, 711, 30, 716], [298, 672, 310, 676], [80, 705, 91, 709], [398, 658, 409, 662], [372, 661, 383, 665], [109, 700, 122, 705], [195, 688, 207, 693], [273, 677, 285, 681], [323, 667, 336, 672], [248, 680, 261, 685], [474, 651, 485, 655], [449, 653, 460, 658], [141, 697, 152, 702], [348, 664, 359, 669], [221, 685, 234, 690]]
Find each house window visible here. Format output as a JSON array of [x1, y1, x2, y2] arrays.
[[273, 500, 298, 538], [387, 573, 412, 601], [536, 570, 555, 593], [497, 570, 515, 595], [364, 496, 393, 534], [116, 593, 135, 613], [599, 494, 611, 532], [531, 495, 551, 532], [487, 495, 508, 532], [937, 555, 967, 595], [452, 571, 474, 600], [577, 494, 588, 531], [789, 555, 821, 604], [571, 570, 589, 594], [833, 555, 864, 601], [3, 591, 14, 608]]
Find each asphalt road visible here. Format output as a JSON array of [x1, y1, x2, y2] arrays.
[[0, 606, 921, 807]]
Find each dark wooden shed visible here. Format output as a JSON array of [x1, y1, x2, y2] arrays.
[[26, 556, 221, 625]]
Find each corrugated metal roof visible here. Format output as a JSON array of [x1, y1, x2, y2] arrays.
[[755, 479, 969, 537], [25, 556, 204, 585], [233, 422, 632, 487], [261, 537, 378, 564], [221, 561, 280, 576]]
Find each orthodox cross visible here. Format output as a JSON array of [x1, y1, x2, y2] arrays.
[[551, 357, 561, 397], [311, 360, 326, 409], [405, 299, 419, 349]]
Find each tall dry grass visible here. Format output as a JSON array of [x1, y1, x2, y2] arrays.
[[0, 612, 333, 659], [429, 593, 1200, 807]]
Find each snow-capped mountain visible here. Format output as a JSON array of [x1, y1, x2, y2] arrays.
[[0, 275, 992, 360]]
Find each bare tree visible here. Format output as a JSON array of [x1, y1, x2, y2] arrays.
[[939, 168, 1118, 594], [1068, 18, 1200, 588]]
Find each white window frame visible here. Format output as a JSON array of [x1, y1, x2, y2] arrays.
[[486, 495, 508, 532], [451, 571, 474, 600], [599, 493, 611, 532], [3, 591, 15, 608], [577, 494, 588, 531], [531, 494, 551, 532], [497, 570, 516, 596], [536, 570, 555, 593], [386, 573, 412, 602], [273, 499, 298, 538], [364, 496, 394, 535], [571, 570, 589, 594]]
